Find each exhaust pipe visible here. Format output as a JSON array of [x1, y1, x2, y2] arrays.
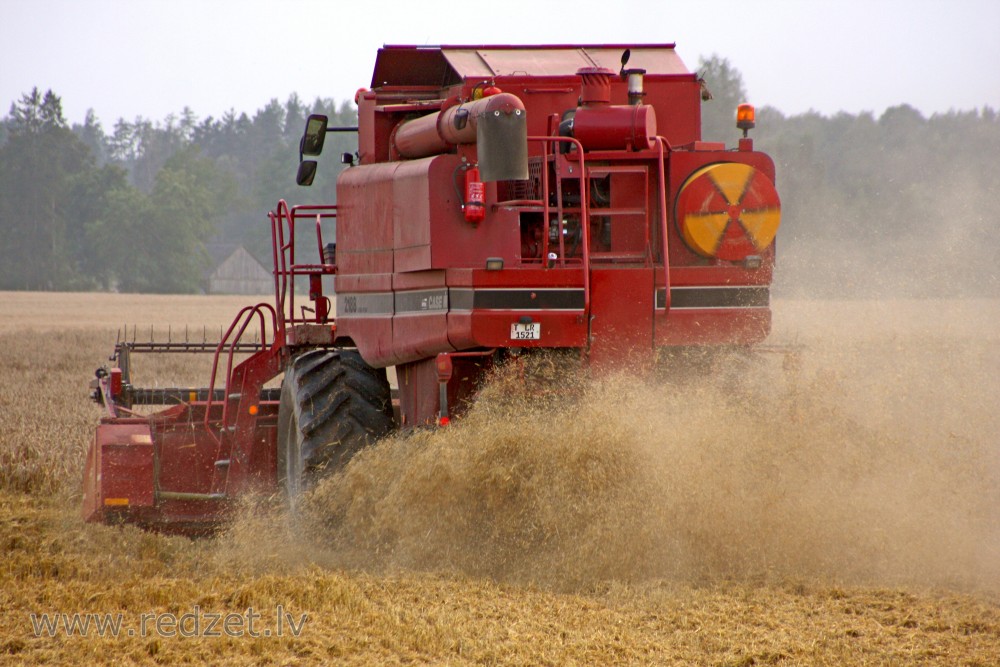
[[391, 92, 528, 181]]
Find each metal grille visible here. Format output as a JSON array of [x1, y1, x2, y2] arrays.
[[497, 157, 542, 201]]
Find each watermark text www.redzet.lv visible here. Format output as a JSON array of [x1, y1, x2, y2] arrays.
[[29, 606, 307, 638]]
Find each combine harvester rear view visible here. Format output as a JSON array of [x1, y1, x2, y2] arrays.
[[84, 44, 782, 533]]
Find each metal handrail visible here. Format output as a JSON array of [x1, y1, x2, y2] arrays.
[[654, 136, 672, 312], [526, 135, 590, 319], [513, 135, 671, 320], [203, 303, 276, 444], [269, 201, 338, 336]]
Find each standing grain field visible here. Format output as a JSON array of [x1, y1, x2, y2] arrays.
[[1, 291, 998, 665]]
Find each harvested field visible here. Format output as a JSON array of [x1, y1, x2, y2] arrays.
[[1, 290, 999, 665]]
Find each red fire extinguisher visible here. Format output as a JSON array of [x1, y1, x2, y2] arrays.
[[464, 166, 485, 224]]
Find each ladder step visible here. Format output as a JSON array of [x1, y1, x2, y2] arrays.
[[157, 491, 226, 502]]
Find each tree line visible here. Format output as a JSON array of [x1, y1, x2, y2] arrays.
[[699, 56, 1000, 297], [1, 57, 997, 296], [0, 90, 355, 292]]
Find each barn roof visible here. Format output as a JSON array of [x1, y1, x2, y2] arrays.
[[205, 243, 241, 268], [205, 243, 268, 269]]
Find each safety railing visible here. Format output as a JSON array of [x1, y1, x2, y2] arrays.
[[498, 135, 592, 319], [496, 133, 674, 319], [203, 303, 277, 443], [654, 136, 672, 312], [269, 200, 338, 340]]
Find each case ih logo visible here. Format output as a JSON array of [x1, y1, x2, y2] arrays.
[[420, 294, 446, 310]]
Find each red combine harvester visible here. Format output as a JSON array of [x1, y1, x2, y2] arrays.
[[84, 44, 781, 533]]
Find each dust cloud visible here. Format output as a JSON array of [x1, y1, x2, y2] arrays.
[[225, 299, 1000, 593]]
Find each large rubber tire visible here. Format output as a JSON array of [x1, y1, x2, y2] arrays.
[[277, 348, 394, 500]]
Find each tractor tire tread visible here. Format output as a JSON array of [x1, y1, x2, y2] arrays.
[[280, 348, 394, 482]]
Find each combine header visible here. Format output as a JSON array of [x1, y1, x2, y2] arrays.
[[84, 44, 781, 532]]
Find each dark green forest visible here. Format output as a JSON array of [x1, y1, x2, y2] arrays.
[[1, 56, 997, 296], [0, 90, 356, 293]]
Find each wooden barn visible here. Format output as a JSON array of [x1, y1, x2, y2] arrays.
[[204, 244, 272, 295]]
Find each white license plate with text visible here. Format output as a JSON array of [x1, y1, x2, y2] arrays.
[[510, 323, 540, 340]]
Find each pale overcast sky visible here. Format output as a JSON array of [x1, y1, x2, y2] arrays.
[[3, 0, 998, 128]]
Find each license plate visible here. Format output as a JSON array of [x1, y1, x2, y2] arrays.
[[510, 323, 540, 340]]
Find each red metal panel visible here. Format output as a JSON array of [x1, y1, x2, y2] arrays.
[[396, 357, 441, 426], [467, 311, 587, 349], [610, 169, 649, 255], [156, 426, 218, 495], [497, 76, 580, 147], [393, 157, 435, 271], [394, 269, 446, 290], [588, 268, 654, 367], [83, 419, 152, 522], [101, 430, 155, 507], [648, 148, 779, 349], [392, 270, 454, 363], [337, 162, 398, 274], [396, 155, 522, 272], [393, 313, 452, 362], [336, 272, 394, 292], [463, 266, 586, 288], [655, 308, 771, 346], [342, 317, 396, 367], [586, 165, 650, 258], [667, 265, 774, 287], [357, 91, 377, 165], [341, 154, 522, 276], [333, 273, 395, 366], [643, 78, 702, 145], [446, 310, 475, 350], [446, 266, 589, 350]]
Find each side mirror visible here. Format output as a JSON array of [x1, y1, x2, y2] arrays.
[[296, 161, 318, 186], [301, 114, 328, 157]]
